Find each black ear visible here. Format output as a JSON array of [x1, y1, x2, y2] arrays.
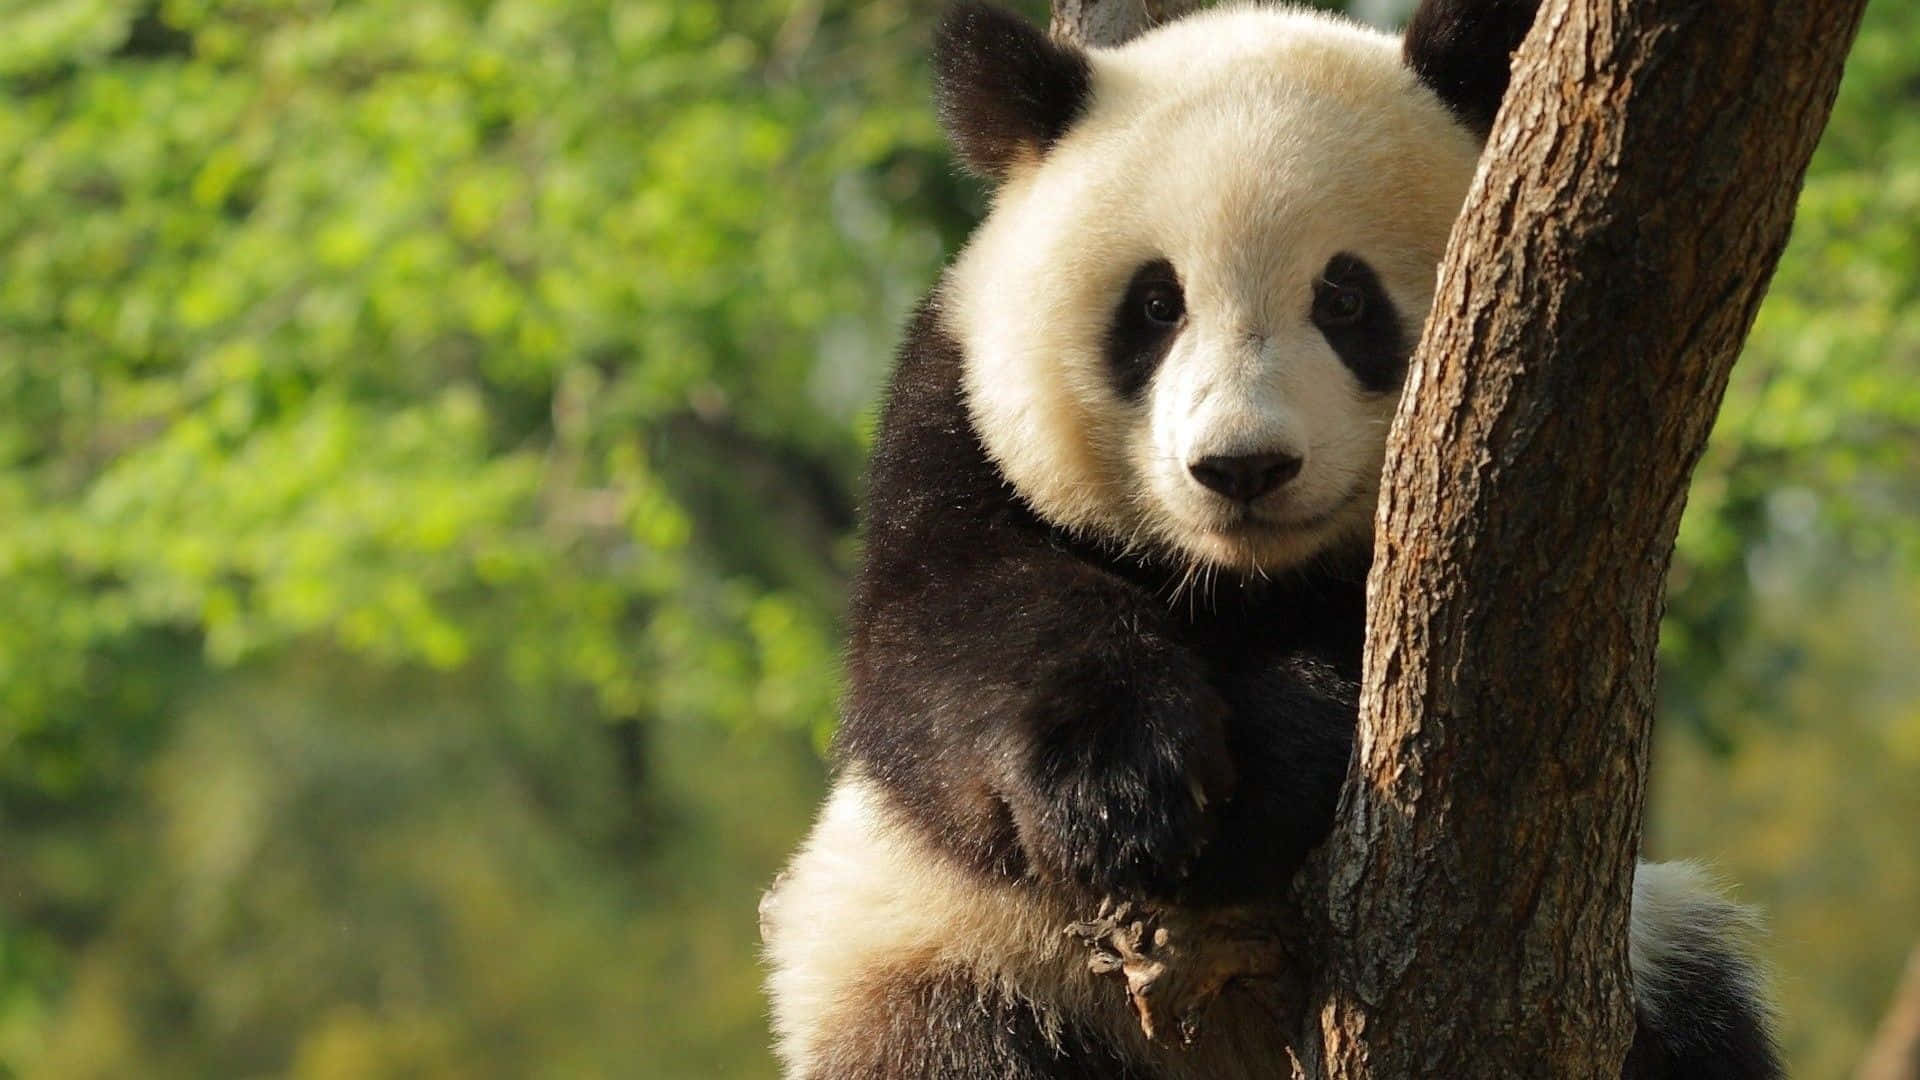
[[933, 2, 1093, 180], [1402, 0, 1542, 136]]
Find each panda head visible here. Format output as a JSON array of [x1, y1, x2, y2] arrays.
[[937, 0, 1534, 575]]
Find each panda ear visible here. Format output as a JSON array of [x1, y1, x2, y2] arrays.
[[1402, 0, 1542, 136], [933, 2, 1093, 181]]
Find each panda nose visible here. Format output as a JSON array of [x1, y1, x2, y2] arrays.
[[1188, 452, 1303, 503]]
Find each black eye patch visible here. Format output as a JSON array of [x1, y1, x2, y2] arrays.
[[1311, 253, 1409, 394], [1106, 259, 1184, 400]]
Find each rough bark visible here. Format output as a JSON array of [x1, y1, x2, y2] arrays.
[[1048, 0, 1202, 48], [1858, 945, 1920, 1080], [1312, 0, 1865, 1076]]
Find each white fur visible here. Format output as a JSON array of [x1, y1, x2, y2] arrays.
[[947, 4, 1482, 574], [1628, 860, 1769, 1031], [761, 774, 1098, 1076], [763, 780, 1760, 1077], [762, 776, 1314, 1080]]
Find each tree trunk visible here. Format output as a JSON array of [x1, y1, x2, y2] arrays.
[[1048, 0, 1203, 48], [1311, 0, 1864, 1076], [1858, 945, 1920, 1080]]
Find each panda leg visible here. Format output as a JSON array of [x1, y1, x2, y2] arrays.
[[798, 966, 1151, 1080], [1622, 861, 1783, 1080]]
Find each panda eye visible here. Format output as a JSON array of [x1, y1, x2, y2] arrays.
[[1142, 285, 1184, 327], [1107, 259, 1184, 399], [1309, 252, 1410, 394], [1313, 283, 1366, 328]]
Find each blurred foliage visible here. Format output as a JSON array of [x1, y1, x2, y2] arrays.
[[1664, 0, 1920, 740], [1651, 571, 1920, 1080], [0, 0, 1914, 1077], [2, 0, 959, 1073], [0, 0, 959, 750]]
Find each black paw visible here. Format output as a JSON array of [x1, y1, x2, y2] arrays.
[[1022, 698, 1234, 899]]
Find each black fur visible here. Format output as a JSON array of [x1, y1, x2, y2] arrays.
[[1626, 1007, 1783, 1080], [1623, 937, 1783, 1080], [933, 2, 1093, 180], [1402, 0, 1542, 134], [1311, 253, 1410, 394], [837, 300, 1362, 906]]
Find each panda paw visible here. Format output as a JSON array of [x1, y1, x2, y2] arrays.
[[1069, 899, 1205, 1045], [1067, 898, 1299, 1046], [1021, 696, 1235, 899]]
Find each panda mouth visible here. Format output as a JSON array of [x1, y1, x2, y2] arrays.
[[1221, 484, 1364, 537]]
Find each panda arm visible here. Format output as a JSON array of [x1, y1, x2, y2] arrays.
[[841, 548, 1236, 903], [834, 302, 1244, 901], [1187, 651, 1358, 905]]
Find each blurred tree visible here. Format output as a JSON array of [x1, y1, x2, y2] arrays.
[[1856, 944, 1920, 1080]]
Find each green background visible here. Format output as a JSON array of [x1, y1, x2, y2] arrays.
[[1, 1, 1916, 1076]]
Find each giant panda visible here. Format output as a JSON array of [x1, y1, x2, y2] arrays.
[[759, 1, 1780, 1077]]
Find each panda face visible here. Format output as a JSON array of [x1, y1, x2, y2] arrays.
[[944, 7, 1484, 574]]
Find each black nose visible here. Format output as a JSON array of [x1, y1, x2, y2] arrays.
[[1188, 452, 1303, 503]]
